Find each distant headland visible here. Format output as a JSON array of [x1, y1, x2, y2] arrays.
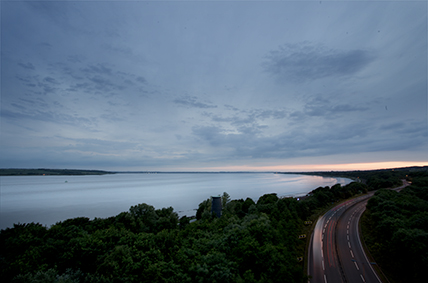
[[0, 168, 115, 176]]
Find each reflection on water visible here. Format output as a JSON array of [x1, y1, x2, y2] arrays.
[[0, 173, 351, 229]]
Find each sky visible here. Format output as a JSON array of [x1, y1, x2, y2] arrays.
[[1, 0, 427, 172]]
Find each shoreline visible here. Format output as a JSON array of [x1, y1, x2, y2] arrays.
[[0, 173, 351, 230]]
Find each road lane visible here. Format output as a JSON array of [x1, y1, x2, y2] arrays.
[[308, 216, 326, 283], [336, 200, 381, 283], [322, 208, 342, 283], [308, 180, 410, 283], [308, 194, 375, 283], [308, 201, 350, 283]]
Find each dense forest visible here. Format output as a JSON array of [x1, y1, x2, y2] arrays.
[[361, 171, 428, 283], [1, 167, 424, 282]]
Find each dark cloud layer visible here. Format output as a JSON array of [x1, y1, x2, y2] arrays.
[[1, 1, 426, 170], [264, 42, 376, 83], [295, 96, 369, 119], [174, 96, 217, 109], [18, 62, 36, 70]]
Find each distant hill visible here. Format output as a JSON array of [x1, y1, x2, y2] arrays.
[[282, 165, 428, 182], [284, 165, 427, 175], [0, 168, 114, 176]]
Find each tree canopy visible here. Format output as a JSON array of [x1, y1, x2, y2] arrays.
[[363, 171, 428, 283]]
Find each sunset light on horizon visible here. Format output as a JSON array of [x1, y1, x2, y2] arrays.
[[178, 161, 427, 173]]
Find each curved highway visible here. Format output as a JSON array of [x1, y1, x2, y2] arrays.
[[335, 198, 381, 283], [308, 181, 410, 283]]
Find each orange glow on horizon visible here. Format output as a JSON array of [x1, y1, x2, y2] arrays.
[[186, 161, 427, 172]]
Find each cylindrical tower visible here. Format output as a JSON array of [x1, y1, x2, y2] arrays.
[[211, 196, 222, 218]]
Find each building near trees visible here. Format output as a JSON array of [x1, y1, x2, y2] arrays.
[[211, 196, 222, 217]]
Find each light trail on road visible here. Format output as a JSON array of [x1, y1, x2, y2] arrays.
[[307, 181, 410, 283], [308, 194, 377, 283]]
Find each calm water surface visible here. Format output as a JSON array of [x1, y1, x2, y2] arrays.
[[0, 173, 351, 229]]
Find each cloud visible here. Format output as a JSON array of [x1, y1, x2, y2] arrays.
[[190, 115, 421, 162], [18, 62, 35, 70], [204, 108, 288, 129], [305, 96, 369, 117], [2, 2, 425, 171], [58, 137, 139, 155], [40, 42, 52, 48], [191, 124, 268, 160], [102, 43, 133, 56], [379, 120, 427, 138], [173, 96, 217, 109], [205, 113, 255, 126], [15, 75, 32, 83], [10, 103, 26, 110], [252, 109, 287, 120], [192, 125, 223, 146], [224, 104, 239, 111], [67, 55, 84, 63], [81, 64, 113, 76], [87, 76, 117, 91], [37, 81, 58, 95], [287, 95, 369, 120], [264, 42, 376, 83], [26, 1, 95, 37], [1, 108, 95, 129], [13, 59, 151, 98], [43, 76, 59, 84], [136, 76, 146, 84], [66, 63, 151, 96]]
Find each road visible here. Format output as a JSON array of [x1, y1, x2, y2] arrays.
[[308, 181, 410, 283]]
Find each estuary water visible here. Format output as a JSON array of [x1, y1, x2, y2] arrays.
[[0, 173, 351, 229]]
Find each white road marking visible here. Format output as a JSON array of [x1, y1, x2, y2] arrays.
[[348, 242, 351, 248], [347, 225, 349, 229], [322, 260, 325, 270], [350, 250, 354, 258], [354, 261, 359, 270], [347, 235, 349, 241], [327, 220, 329, 224], [321, 249, 323, 258], [360, 274, 365, 282], [323, 228, 325, 233], [347, 230, 349, 235], [324, 274, 328, 283]]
